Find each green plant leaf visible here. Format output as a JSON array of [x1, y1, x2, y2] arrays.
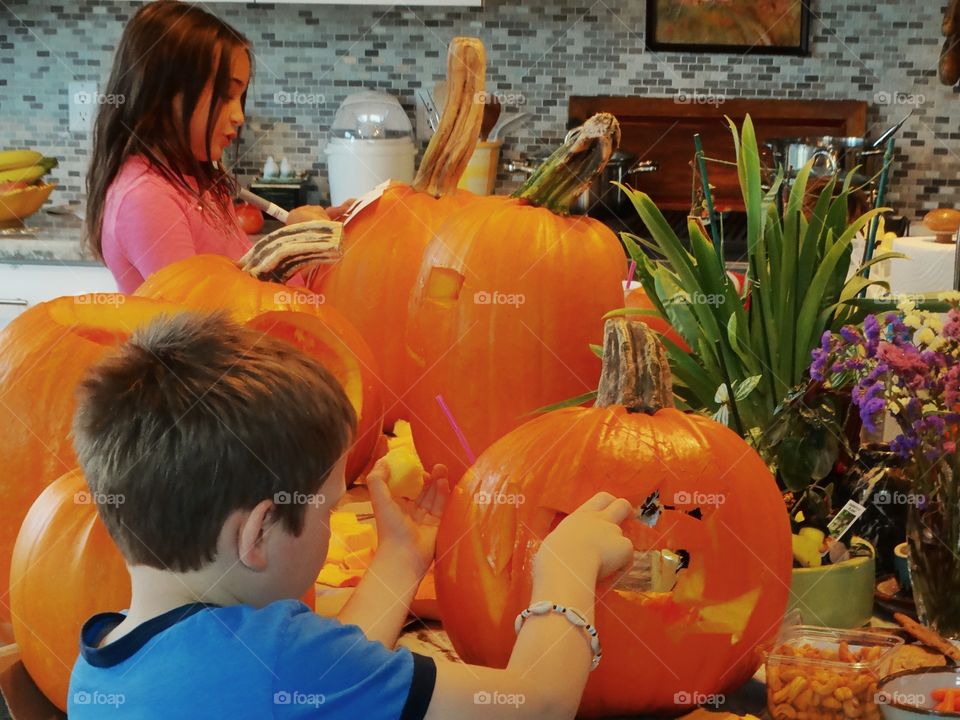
[[528, 390, 598, 415]]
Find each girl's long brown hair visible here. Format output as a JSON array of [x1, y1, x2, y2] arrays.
[[85, 1, 251, 261]]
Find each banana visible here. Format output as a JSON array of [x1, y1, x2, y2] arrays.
[[0, 165, 47, 184], [0, 157, 58, 185], [0, 150, 43, 172]]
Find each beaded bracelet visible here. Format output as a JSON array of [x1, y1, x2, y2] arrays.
[[514, 600, 602, 671]]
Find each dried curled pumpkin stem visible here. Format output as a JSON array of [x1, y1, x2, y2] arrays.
[[412, 37, 486, 198], [513, 112, 621, 215], [596, 318, 673, 414], [238, 220, 343, 284]]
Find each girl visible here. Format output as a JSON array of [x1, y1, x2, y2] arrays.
[[85, 1, 338, 293]]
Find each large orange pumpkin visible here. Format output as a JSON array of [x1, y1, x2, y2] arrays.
[[309, 37, 485, 426], [11, 467, 316, 712], [404, 113, 627, 479], [436, 319, 792, 717], [135, 226, 383, 482], [9, 469, 129, 711], [0, 291, 368, 624]]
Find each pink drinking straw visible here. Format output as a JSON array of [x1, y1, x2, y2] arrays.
[[625, 260, 637, 285], [435, 394, 477, 464]]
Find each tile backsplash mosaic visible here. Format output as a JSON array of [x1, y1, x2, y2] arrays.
[[1, 0, 958, 220]]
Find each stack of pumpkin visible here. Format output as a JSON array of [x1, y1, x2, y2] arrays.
[[0, 35, 792, 718]]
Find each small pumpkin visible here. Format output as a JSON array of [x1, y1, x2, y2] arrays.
[[404, 113, 627, 479], [135, 225, 383, 482], [435, 318, 792, 717], [309, 37, 486, 426]]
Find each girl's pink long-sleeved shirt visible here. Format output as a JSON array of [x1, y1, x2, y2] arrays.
[[101, 156, 251, 294]]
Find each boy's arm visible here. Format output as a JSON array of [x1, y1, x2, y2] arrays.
[[337, 544, 420, 647], [337, 461, 446, 647], [424, 493, 634, 719], [425, 548, 600, 719]]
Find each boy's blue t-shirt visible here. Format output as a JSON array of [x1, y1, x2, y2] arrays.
[[68, 599, 437, 719]]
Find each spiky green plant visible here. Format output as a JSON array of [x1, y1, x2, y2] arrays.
[[610, 115, 902, 440]]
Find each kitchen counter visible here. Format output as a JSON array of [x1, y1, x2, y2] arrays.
[[0, 209, 99, 266]]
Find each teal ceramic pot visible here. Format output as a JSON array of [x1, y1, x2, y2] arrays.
[[787, 555, 876, 628]]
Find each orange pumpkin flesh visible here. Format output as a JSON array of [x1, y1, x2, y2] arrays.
[[309, 38, 486, 428], [405, 114, 627, 480], [435, 319, 792, 717], [136, 252, 383, 483]]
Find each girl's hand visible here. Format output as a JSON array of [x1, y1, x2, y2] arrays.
[[286, 205, 330, 224], [366, 458, 449, 579], [286, 200, 355, 225]]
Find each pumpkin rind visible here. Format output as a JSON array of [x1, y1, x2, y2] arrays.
[[9, 469, 130, 711], [135, 254, 383, 482], [309, 37, 487, 426], [435, 320, 792, 716]]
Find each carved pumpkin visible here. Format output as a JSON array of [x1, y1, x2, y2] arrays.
[[0, 283, 370, 623], [10, 468, 315, 712], [309, 37, 485, 426], [436, 319, 792, 717], [404, 114, 627, 479], [135, 225, 383, 481]]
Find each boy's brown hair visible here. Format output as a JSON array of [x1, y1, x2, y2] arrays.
[[72, 311, 356, 572]]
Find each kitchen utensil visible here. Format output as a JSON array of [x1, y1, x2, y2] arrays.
[[871, 111, 913, 149], [573, 150, 659, 214], [418, 90, 439, 132], [488, 111, 531, 142], [765, 136, 866, 178], [480, 95, 501, 141], [457, 140, 503, 195], [238, 187, 288, 223]]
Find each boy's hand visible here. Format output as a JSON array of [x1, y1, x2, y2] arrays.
[[366, 459, 449, 579], [537, 492, 634, 580]]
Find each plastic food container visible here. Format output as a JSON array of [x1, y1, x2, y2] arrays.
[[325, 90, 416, 205], [765, 626, 904, 720]]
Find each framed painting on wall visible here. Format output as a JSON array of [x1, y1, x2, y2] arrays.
[[646, 0, 812, 56]]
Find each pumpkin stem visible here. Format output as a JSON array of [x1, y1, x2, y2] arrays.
[[596, 318, 673, 414], [238, 220, 343, 284], [512, 113, 621, 214], [411, 37, 486, 198]]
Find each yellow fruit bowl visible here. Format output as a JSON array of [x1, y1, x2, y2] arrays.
[[0, 183, 55, 223]]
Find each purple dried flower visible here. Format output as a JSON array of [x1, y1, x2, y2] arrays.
[[840, 326, 861, 344], [864, 315, 881, 353]]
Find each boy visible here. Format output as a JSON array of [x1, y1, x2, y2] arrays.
[[69, 311, 634, 718]]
